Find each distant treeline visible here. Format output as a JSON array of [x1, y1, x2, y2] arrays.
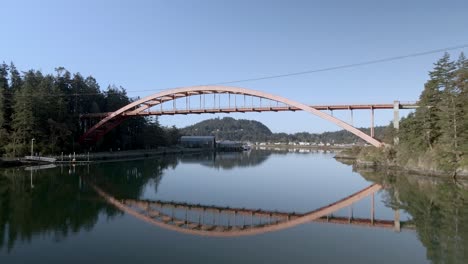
[[181, 116, 389, 144], [0, 63, 180, 156]]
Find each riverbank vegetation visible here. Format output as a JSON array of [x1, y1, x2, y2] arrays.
[[0, 63, 180, 157], [354, 53, 468, 177]]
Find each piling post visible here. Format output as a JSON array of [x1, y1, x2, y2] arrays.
[[371, 193, 375, 225], [370, 106, 375, 137], [348, 205, 353, 223], [394, 209, 401, 232], [393, 100, 400, 145]]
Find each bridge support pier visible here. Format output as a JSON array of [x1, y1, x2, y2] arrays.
[[371, 193, 375, 225], [348, 205, 353, 223], [394, 209, 401, 232], [370, 107, 375, 137], [393, 101, 400, 145]]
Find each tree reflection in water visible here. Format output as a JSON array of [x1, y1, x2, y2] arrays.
[[0, 151, 271, 252], [356, 167, 468, 264]]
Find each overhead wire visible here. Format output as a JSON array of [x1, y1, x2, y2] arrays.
[[207, 43, 468, 85], [11, 43, 468, 98]]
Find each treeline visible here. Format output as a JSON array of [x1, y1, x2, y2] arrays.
[[0, 63, 180, 157], [271, 126, 388, 144], [360, 53, 468, 175], [181, 116, 387, 144]]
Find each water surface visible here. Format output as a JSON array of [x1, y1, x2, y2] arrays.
[[1, 149, 466, 263]]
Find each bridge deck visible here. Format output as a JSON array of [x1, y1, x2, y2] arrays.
[[81, 103, 418, 118]]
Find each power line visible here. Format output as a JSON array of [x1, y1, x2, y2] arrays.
[[13, 90, 166, 98], [10, 43, 468, 97], [207, 43, 468, 85]]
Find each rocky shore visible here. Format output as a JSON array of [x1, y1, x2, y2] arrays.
[[334, 148, 468, 179]]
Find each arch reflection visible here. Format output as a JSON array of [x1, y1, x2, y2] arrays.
[[88, 181, 407, 237]]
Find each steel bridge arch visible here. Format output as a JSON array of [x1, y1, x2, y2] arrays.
[[80, 85, 382, 147]]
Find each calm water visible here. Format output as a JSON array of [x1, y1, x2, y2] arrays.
[[1, 149, 467, 263]]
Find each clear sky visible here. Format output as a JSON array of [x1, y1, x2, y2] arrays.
[[2, 0, 467, 133]]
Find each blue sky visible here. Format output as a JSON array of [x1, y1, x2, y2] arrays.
[[2, 0, 467, 133]]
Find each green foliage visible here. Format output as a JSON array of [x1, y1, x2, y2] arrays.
[[358, 145, 396, 164], [181, 117, 272, 142], [371, 52, 468, 175], [0, 63, 7, 128], [315, 126, 387, 144], [0, 64, 180, 157], [0, 63, 9, 155], [8, 71, 39, 155], [417, 80, 441, 150], [181, 116, 387, 144]]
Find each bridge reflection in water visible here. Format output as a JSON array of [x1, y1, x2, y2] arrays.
[[89, 181, 408, 237]]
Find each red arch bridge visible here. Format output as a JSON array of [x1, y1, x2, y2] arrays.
[[79, 86, 418, 147]]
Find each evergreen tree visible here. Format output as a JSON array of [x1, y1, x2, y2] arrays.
[[436, 53, 464, 172], [165, 125, 181, 145], [9, 63, 22, 91], [0, 63, 9, 154], [6, 63, 22, 129], [386, 53, 467, 173], [429, 52, 456, 88], [7, 71, 41, 156], [0, 63, 8, 128], [0, 63, 178, 156], [396, 113, 425, 163], [454, 53, 468, 158], [416, 79, 441, 150]]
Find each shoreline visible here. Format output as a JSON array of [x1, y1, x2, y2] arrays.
[[254, 144, 353, 150], [0, 147, 209, 168], [334, 151, 468, 179]]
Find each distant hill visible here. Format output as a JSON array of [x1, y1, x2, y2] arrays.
[[181, 117, 272, 141], [181, 117, 389, 144]]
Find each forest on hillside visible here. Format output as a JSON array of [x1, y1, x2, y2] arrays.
[[0, 64, 180, 157], [181, 116, 389, 144]]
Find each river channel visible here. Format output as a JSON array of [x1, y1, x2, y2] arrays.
[[1, 149, 466, 263]]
